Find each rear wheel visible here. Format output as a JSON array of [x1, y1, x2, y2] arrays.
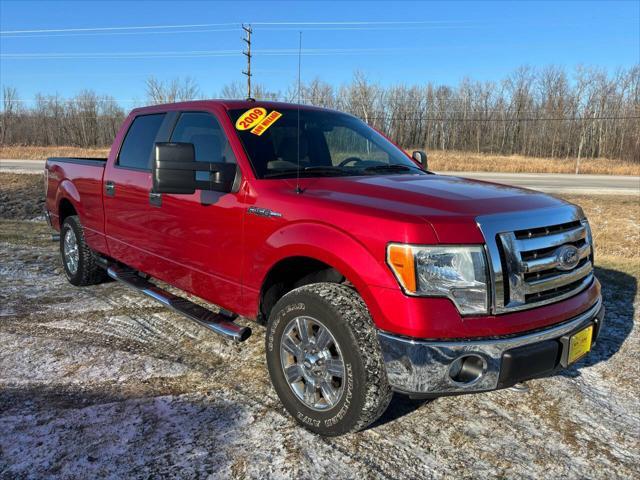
[[266, 282, 392, 436], [60, 215, 107, 286]]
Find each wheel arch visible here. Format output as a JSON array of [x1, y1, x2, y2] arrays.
[[258, 255, 348, 323], [58, 197, 77, 226], [55, 179, 81, 228], [254, 223, 397, 326]]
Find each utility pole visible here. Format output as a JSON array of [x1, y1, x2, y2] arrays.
[[242, 24, 253, 99]]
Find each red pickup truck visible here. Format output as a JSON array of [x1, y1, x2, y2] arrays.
[[45, 100, 604, 436]]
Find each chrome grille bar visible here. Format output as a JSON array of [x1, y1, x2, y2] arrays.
[[514, 224, 587, 252], [476, 205, 594, 314], [525, 261, 593, 293], [522, 243, 591, 273]]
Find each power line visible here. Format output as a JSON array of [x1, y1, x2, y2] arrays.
[[2, 108, 637, 123], [3, 116, 638, 124], [0, 28, 242, 39], [0, 46, 460, 60], [1, 49, 239, 57], [0, 20, 468, 35], [0, 22, 240, 34], [368, 116, 640, 122], [251, 21, 472, 26], [0, 24, 475, 39]]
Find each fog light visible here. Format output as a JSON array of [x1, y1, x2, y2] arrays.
[[448, 354, 487, 385]]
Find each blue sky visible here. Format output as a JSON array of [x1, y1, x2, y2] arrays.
[[1, 0, 638, 106]]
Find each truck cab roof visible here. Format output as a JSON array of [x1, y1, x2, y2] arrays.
[[130, 99, 339, 116]]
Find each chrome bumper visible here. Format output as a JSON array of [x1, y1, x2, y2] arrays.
[[378, 297, 604, 396]]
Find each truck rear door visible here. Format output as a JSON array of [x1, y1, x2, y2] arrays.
[[103, 112, 174, 273]]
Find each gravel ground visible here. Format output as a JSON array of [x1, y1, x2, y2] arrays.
[[1, 175, 639, 479]]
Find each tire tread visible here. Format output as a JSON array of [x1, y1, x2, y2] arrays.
[[61, 215, 107, 286], [269, 282, 392, 435]]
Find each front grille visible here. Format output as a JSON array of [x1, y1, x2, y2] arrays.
[[497, 220, 593, 310]]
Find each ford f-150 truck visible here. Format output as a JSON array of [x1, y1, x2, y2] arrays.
[[45, 100, 604, 436]]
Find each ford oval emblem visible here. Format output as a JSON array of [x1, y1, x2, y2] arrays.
[[555, 245, 580, 271]]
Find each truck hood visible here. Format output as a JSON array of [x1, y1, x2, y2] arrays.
[[302, 174, 566, 216], [298, 174, 570, 242]]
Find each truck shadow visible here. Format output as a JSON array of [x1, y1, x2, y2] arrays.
[[372, 394, 433, 428], [558, 265, 636, 377], [0, 383, 245, 478]]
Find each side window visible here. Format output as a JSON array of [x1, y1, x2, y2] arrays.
[[171, 112, 236, 162], [117, 113, 166, 170], [171, 112, 237, 181]]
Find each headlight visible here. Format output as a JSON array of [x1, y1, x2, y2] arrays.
[[387, 244, 489, 315]]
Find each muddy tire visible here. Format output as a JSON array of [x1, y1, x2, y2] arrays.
[[266, 282, 392, 436], [60, 215, 107, 286]]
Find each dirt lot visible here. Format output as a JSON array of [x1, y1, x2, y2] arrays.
[[2, 144, 639, 176], [1, 173, 638, 479]]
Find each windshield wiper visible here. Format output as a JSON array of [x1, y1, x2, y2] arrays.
[[304, 166, 351, 175], [264, 166, 351, 179], [362, 164, 422, 174]]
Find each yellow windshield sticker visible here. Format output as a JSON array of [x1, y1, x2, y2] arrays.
[[235, 107, 267, 130], [250, 110, 282, 136]]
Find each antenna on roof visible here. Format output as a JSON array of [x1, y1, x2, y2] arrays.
[[295, 31, 303, 194]]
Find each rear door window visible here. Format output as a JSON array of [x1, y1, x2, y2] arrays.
[[170, 112, 236, 180], [118, 113, 166, 170]]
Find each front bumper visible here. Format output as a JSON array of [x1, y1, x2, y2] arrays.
[[378, 297, 604, 396]]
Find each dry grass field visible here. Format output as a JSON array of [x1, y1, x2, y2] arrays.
[[0, 145, 111, 160], [560, 194, 640, 279], [423, 150, 640, 176], [1, 144, 638, 175]]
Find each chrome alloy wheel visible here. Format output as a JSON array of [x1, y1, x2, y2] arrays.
[[63, 227, 79, 275], [280, 316, 346, 411]]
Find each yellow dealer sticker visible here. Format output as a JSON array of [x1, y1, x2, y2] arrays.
[[235, 107, 267, 130], [250, 110, 282, 136]]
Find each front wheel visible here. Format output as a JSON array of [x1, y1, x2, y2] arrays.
[[266, 283, 392, 436]]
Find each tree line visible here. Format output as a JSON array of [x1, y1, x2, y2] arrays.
[[1, 65, 638, 162], [1, 88, 124, 148]]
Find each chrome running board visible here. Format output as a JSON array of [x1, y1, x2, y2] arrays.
[[106, 264, 251, 342]]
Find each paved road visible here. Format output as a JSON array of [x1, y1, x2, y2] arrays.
[[438, 171, 640, 195], [1, 158, 638, 195]]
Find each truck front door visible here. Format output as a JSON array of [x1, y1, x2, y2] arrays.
[[147, 111, 246, 309]]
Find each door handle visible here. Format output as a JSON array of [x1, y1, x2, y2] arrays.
[[149, 192, 162, 207], [105, 181, 115, 197]]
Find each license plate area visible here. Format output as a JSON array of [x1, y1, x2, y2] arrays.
[[560, 324, 594, 367]]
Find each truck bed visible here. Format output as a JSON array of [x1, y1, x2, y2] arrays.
[[47, 157, 108, 166], [45, 156, 108, 254]]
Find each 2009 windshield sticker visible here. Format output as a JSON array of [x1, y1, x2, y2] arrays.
[[235, 107, 282, 136], [235, 107, 266, 130]]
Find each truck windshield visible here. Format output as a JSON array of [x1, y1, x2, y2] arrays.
[[228, 107, 425, 179]]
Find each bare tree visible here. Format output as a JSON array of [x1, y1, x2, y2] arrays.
[[219, 81, 244, 99], [1, 86, 20, 143], [2, 65, 638, 161], [145, 76, 201, 104], [219, 81, 280, 101]]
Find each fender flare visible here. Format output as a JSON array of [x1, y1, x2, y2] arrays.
[[54, 179, 82, 224], [249, 221, 399, 326]]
